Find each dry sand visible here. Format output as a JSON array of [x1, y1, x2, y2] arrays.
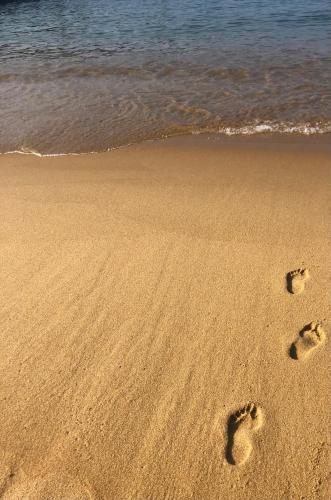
[[0, 136, 330, 499]]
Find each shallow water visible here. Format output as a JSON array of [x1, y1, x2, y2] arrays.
[[0, 0, 330, 153]]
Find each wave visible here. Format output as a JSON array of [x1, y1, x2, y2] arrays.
[[2, 121, 330, 157], [2, 147, 99, 158], [217, 121, 331, 135], [161, 121, 331, 140], [2, 58, 328, 83]]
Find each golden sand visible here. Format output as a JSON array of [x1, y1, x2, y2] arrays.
[[0, 136, 330, 499]]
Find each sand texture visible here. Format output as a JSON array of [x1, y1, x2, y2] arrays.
[[0, 136, 330, 499]]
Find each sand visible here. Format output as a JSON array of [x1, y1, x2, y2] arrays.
[[0, 135, 330, 499]]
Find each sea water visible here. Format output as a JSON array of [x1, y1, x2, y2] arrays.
[[0, 0, 330, 153]]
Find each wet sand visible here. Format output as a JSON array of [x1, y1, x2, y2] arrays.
[[0, 136, 330, 499]]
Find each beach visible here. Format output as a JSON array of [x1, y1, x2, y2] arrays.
[[0, 135, 330, 499]]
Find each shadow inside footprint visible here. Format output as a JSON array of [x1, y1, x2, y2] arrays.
[[289, 342, 298, 360], [286, 272, 293, 294], [225, 415, 237, 465]]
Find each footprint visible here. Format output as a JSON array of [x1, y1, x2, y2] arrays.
[[226, 403, 263, 466], [0, 466, 16, 498], [290, 322, 326, 360], [287, 268, 310, 294]]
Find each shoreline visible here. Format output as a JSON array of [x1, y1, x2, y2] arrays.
[[2, 129, 331, 158], [0, 136, 330, 499]]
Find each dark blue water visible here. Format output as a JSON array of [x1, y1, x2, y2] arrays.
[[0, 0, 330, 153]]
